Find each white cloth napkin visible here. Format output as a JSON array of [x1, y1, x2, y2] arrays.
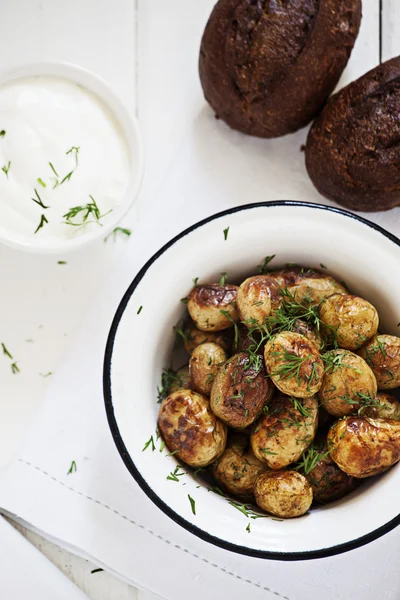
[[0, 516, 88, 599], [1, 2, 400, 599]]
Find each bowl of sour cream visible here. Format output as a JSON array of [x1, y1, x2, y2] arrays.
[[0, 62, 144, 252]]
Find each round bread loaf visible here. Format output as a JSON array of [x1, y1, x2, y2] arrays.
[[199, 0, 361, 139], [306, 57, 400, 212]]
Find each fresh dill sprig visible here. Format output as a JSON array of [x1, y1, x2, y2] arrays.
[[0, 130, 6, 138], [137, 306, 143, 315], [11, 362, 19, 374], [341, 391, 380, 415], [167, 465, 186, 482], [67, 460, 77, 475], [219, 309, 240, 349], [223, 227, 229, 241], [104, 227, 132, 242], [322, 350, 362, 374], [188, 494, 196, 515], [2, 161, 11, 178], [157, 368, 185, 403], [31, 188, 49, 209], [34, 214, 48, 234], [63, 196, 111, 227], [257, 255, 276, 274], [269, 345, 316, 387], [292, 397, 311, 418], [142, 435, 156, 452], [37, 177, 46, 188], [219, 272, 228, 285], [1, 343, 12, 359], [295, 446, 330, 475]]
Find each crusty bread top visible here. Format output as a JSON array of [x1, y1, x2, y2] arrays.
[[199, 0, 361, 138], [306, 56, 400, 212]]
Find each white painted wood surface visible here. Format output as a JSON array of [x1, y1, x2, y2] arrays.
[[0, 0, 399, 598]]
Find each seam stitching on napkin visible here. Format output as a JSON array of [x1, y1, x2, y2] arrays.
[[17, 459, 292, 600]]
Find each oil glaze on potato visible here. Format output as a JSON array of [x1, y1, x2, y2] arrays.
[[210, 435, 267, 499], [362, 392, 400, 421], [250, 393, 318, 469], [189, 342, 227, 396], [320, 294, 379, 350], [183, 320, 232, 355], [328, 416, 400, 478], [187, 284, 239, 332], [158, 390, 227, 467], [264, 332, 323, 398], [210, 353, 274, 428], [358, 335, 400, 390], [269, 267, 347, 305], [254, 471, 313, 518], [319, 350, 377, 417], [291, 319, 323, 351], [237, 275, 280, 327], [169, 365, 192, 394]]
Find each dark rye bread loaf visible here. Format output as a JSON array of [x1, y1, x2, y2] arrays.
[[199, 0, 361, 139], [306, 57, 400, 212]]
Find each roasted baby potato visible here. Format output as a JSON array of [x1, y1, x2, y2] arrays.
[[187, 284, 239, 332], [210, 353, 274, 428], [269, 267, 347, 305], [183, 320, 232, 355], [251, 393, 318, 469], [362, 392, 400, 420], [210, 435, 267, 499], [319, 294, 379, 350], [158, 390, 227, 467], [264, 331, 323, 397], [237, 275, 280, 327], [318, 349, 377, 417], [254, 471, 313, 518], [301, 441, 356, 503], [358, 335, 400, 390], [189, 342, 227, 396], [328, 416, 400, 478], [169, 365, 192, 393]]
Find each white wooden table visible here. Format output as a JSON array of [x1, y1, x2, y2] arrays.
[[1, 0, 400, 598]]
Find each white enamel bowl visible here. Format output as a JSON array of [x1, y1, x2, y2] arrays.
[[104, 201, 400, 560]]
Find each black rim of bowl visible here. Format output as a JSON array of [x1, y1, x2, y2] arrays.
[[103, 200, 400, 561]]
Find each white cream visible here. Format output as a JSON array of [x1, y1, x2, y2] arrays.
[[0, 76, 130, 243]]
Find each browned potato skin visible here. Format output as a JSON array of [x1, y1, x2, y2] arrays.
[[183, 321, 232, 355], [305, 452, 356, 504], [320, 294, 379, 350], [362, 392, 400, 420], [269, 267, 347, 305], [237, 275, 281, 327], [254, 471, 313, 518], [169, 365, 192, 393], [358, 335, 400, 390], [291, 319, 323, 351], [158, 390, 227, 467], [328, 416, 400, 478], [318, 350, 377, 417], [264, 332, 324, 398], [210, 436, 267, 499], [251, 393, 318, 469], [189, 342, 227, 396], [187, 284, 239, 332], [210, 353, 274, 429]]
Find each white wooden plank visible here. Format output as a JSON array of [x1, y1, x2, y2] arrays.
[[337, 0, 379, 88], [382, 0, 400, 61], [0, 0, 136, 466]]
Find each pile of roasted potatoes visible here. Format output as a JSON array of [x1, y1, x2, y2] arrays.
[[157, 266, 400, 519]]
